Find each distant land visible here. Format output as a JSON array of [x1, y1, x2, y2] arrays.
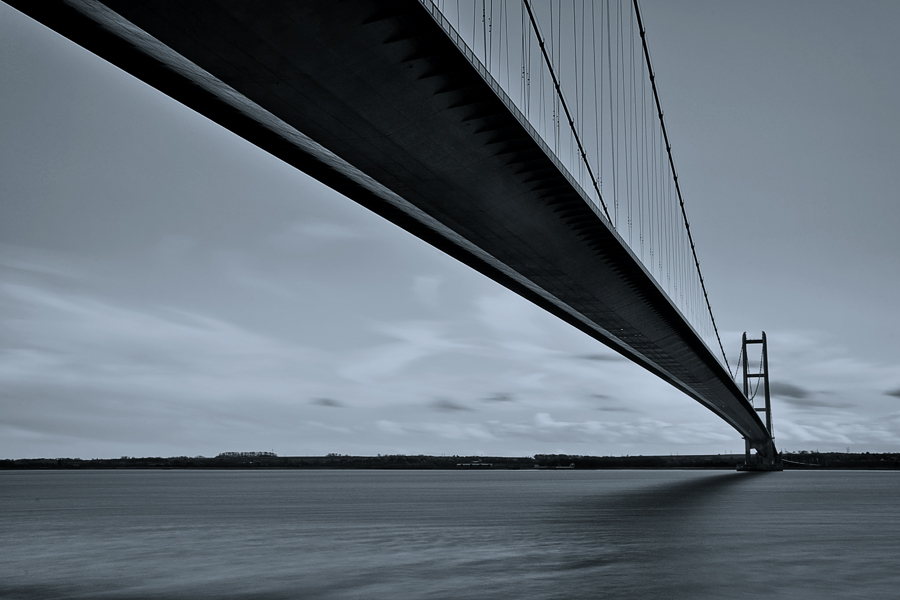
[[2, 451, 899, 470]]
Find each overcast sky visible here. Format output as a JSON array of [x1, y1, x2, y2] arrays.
[[2, 1, 899, 459]]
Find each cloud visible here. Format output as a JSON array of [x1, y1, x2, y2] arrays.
[[762, 382, 854, 409], [371, 411, 733, 448], [338, 321, 466, 382], [474, 293, 543, 337], [775, 420, 855, 445], [412, 276, 441, 310], [0, 282, 340, 450], [375, 420, 493, 440], [778, 396, 855, 409], [151, 235, 198, 261], [766, 382, 855, 409], [430, 398, 472, 412], [507, 413, 733, 445], [302, 420, 353, 435], [8, 243, 900, 457], [0, 243, 93, 280], [769, 382, 810, 399], [586, 393, 636, 412], [576, 353, 625, 362], [270, 220, 361, 246], [311, 398, 344, 408], [885, 389, 900, 398]]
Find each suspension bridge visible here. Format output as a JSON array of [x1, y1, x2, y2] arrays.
[[8, 0, 781, 469]]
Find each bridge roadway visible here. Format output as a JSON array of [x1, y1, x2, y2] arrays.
[[9, 0, 775, 457]]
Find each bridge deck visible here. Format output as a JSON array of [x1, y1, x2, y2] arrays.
[[10, 0, 772, 445]]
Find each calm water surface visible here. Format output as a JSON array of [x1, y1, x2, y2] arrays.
[[2, 469, 898, 599]]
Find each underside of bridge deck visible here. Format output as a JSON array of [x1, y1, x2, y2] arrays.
[[8, 0, 775, 449]]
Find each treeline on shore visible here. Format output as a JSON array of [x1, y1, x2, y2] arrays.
[[2, 451, 899, 470]]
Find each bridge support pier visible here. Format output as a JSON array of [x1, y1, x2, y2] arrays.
[[737, 332, 783, 471], [738, 438, 782, 471]]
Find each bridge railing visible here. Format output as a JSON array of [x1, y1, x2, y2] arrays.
[[422, 0, 726, 365]]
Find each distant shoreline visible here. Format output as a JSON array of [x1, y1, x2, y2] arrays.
[[3, 452, 898, 470]]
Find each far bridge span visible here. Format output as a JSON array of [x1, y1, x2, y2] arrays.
[[7, 0, 780, 468]]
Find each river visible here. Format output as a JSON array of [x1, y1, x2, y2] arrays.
[[2, 469, 897, 599]]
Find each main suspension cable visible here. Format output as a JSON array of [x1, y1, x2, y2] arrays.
[[522, 0, 612, 223], [631, 0, 731, 372]]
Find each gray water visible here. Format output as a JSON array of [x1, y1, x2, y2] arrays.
[[2, 469, 898, 599]]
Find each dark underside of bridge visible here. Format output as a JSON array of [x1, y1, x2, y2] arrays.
[[10, 0, 774, 450]]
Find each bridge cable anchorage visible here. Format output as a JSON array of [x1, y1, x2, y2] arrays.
[[631, 0, 731, 372], [521, 0, 612, 223]]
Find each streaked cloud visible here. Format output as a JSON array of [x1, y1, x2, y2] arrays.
[[338, 320, 467, 383], [576, 353, 626, 362], [311, 398, 344, 408], [769, 382, 810, 399], [777, 394, 855, 410], [0, 243, 93, 280], [430, 398, 472, 412], [412, 276, 442, 311], [270, 220, 361, 246], [483, 393, 514, 403], [475, 293, 544, 337]]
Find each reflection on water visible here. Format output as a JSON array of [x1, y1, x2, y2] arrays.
[[2, 470, 898, 599]]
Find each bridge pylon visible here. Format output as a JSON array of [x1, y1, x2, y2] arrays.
[[737, 332, 783, 471]]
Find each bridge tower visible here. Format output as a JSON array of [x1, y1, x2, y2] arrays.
[[739, 332, 783, 471]]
